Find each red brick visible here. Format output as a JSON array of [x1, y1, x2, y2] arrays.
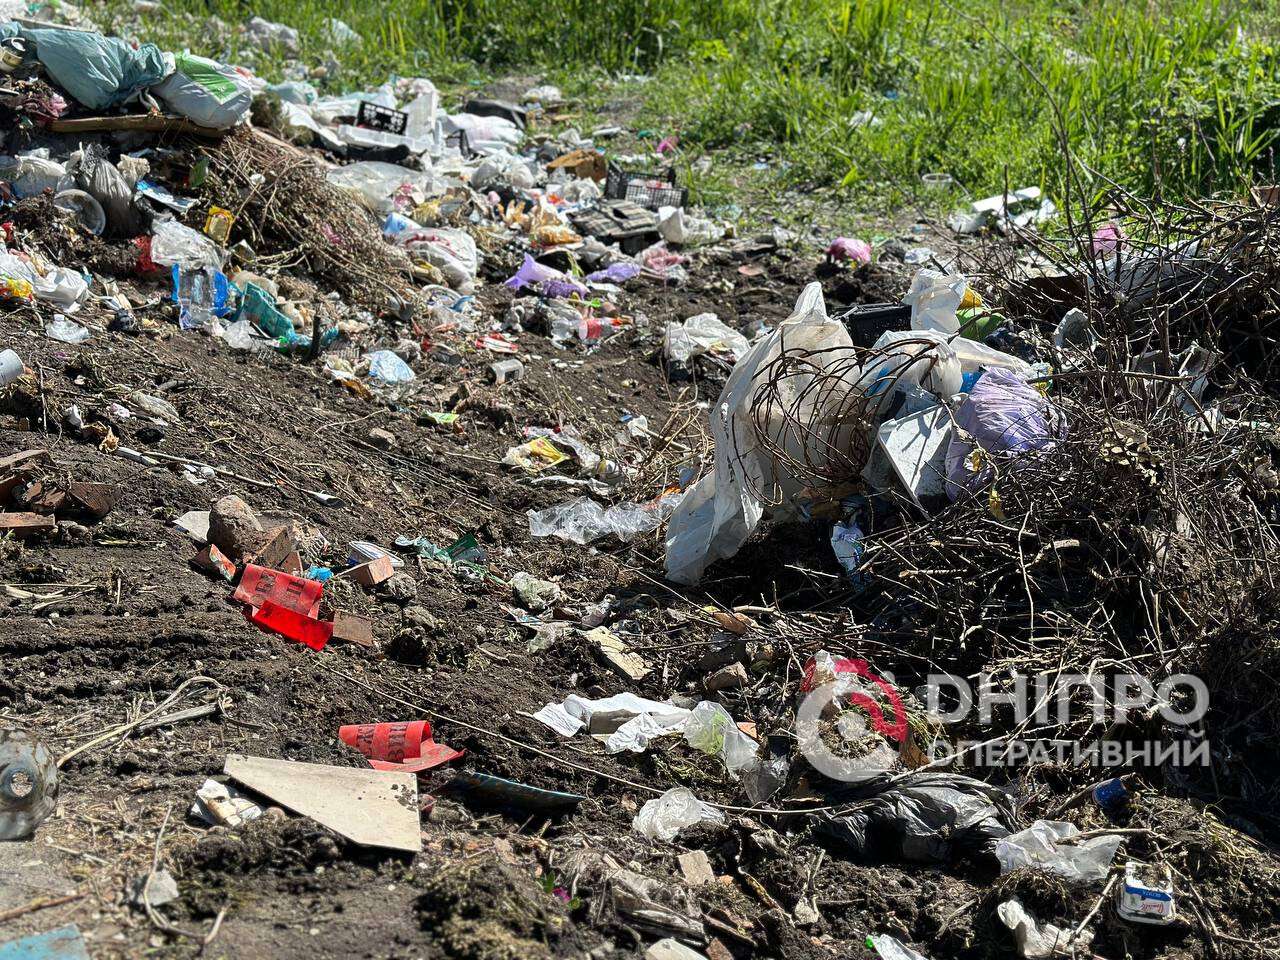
[[0, 511, 57, 538], [349, 555, 393, 587], [332, 610, 375, 648]]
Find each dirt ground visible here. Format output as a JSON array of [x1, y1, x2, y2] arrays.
[[0, 213, 932, 959]]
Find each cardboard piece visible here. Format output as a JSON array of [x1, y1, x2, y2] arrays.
[[173, 510, 210, 542], [223, 754, 422, 852], [677, 850, 716, 885], [338, 720, 464, 773], [192, 544, 236, 581]]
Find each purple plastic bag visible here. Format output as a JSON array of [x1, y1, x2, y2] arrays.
[[586, 262, 641, 283], [945, 367, 1065, 499], [505, 254, 588, 298]]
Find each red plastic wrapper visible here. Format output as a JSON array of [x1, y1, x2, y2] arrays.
[[248, 600, 333, 650], [133, 235, 160, 276], [234, 564, 322, 618], [338, 720, 465, 773]]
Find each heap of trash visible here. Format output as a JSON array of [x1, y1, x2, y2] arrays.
[[3, 7, 1280, 960]]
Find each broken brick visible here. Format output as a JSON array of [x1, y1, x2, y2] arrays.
[[246, 525, 297, 570], [0, 449, 51, 473], [349, 555, 393, 588], [332, 610, 375, 648], [0, 511, 58, 538], [13, 480, 66, 515], [65, 481, 123, 520]]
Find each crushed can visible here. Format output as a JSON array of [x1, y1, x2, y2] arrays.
[[1115, 861, 1177, 925], [0, 36, 27, 74], [1093, 776, 1130, 810]]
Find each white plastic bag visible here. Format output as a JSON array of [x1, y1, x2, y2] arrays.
[[0, 153, 71, 198], [664, 313, 749, 363], [657, 206, 723, 246], [532, 693, 690, 754], [45, 316, 90, 343], [443, 113, 522, 154], [399, 227, 478, 292], [1, 251, 89, 310], [997, 898, 1085, 958], [31, 267, 89, 309], [867, 934, 933, 960], [665, 282, 857, 584], [903, 268, 967, 336], [995, 820, 1121, 883], [632, 787, 725, 841], [869, 329, 962, 399]]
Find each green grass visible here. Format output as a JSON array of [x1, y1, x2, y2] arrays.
[[90, 0, 1280, 213]]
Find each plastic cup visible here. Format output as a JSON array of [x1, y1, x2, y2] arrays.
[[0, 349, 23, 387]]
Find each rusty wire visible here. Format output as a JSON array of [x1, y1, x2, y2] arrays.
[[740, 335, 959, 504]]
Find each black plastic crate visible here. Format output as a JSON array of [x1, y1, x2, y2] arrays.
[[356, 101, 408, 135], [605, 164, 687, 209]]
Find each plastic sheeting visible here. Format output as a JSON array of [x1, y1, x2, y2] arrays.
[[325, 161, 440, 215], [150, 220, 222, 271], [815, 773, 1014, 864], [995, 820, 1121, 883], [528, 495, 677, 545]]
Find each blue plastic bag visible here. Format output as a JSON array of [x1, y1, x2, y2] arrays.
[[13, 25, 170, 110]]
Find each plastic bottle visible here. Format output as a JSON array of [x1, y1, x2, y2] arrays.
[[490, 358, 525, 384], [173, 265, 229, 330], [549, 312, 621, 343]]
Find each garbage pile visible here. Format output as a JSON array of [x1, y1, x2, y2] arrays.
[[3, 7, 1280, 960]]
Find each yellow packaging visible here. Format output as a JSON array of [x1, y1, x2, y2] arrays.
[[203, 206, 235, 245]]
